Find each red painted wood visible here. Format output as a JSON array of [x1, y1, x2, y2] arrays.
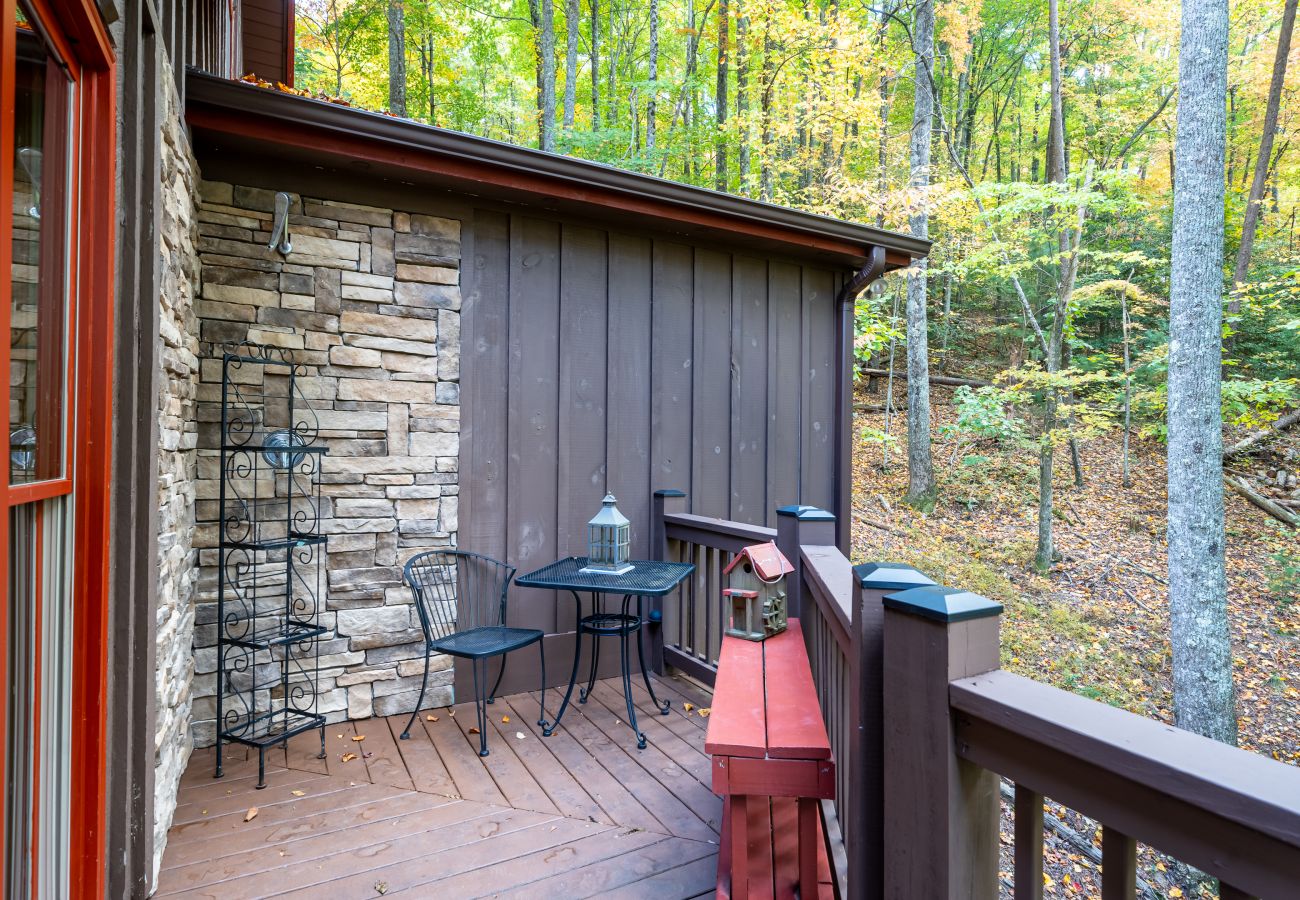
[[724, 756, 835, 800], [730, 795, 750, 898], [798, 797, 818, 898], [705, 634, 767, 759], [762, 620, 832, 760]]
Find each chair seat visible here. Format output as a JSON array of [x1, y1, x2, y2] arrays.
[[429, 626, 543, 659]]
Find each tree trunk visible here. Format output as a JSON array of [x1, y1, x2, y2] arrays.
[[564, 0, 579, 129], [1168, 0, 1237, 745], [715, 0, 730, 190], [647, 0, 659, 151], [1036, 0, 1068, 572], [905, 0, 936, 507], [387, 0, 407, 116], [759, 4, 773, 201], [1230, 0, 1297, 308], [736, 0, 750, 193], [528, 0, 557, 151], [589, 0, 600, 129], [1120, 277, 1133, 488]]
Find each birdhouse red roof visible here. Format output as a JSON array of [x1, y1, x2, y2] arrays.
[[723, 541, 795, 582]]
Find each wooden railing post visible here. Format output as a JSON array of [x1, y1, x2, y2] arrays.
[[649, 489, 687, 675], [882, 585, 1003, 900], [775, 504, 835, 619], [852, 564, 937, 900]]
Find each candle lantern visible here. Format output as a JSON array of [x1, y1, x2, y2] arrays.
[[722, 541, 793, 641], [580, 494, 634, 575]]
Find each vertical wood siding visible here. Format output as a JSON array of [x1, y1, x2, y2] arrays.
[[463, 209, 848, 639]]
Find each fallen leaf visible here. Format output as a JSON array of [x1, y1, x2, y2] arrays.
[[290, 790, 306, 797], [342, 752, 358, 763], [502, 715, 511, 723], [374, 881, 389, 895], [697, 707, 712, 718], [244, 807, 259, 822], [468, 726, 481, 735], [683, 702, 695, 713], [516, 731, 526, 740], [426, 714, 439, 722], [351, 735, 366, 742], [447, 708, 455, 717]]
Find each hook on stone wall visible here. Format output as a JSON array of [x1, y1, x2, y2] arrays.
[[267, 191, 293, 255]]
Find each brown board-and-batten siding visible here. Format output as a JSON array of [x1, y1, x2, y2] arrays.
[[461, 208, 846, 691]]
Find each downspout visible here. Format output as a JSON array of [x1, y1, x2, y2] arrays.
[[832, 245, 888, 554]]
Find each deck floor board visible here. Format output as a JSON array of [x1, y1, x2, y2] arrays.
[[158, 673, 720, 899]]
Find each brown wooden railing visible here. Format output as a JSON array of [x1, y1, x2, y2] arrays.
[[651, 492, 1300, 900], [649, 490, 775, 687]]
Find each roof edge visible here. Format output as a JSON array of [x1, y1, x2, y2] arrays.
[[185, 71, 931, 267]]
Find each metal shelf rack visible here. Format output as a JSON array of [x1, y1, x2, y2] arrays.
[[214, 341, 328, 789]]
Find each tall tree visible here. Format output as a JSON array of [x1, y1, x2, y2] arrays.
[[387, 0, 407, 116], [716, 0, 730, 190], [589, 0, 600, 129], [1036, 0, 1069, 572], [1230, 0, 1298, 306], [648, 0, 660, 150], [736, 0, 750, 192], [1168, 0, 1237, 745], [528, 0, 558, 151], [564, 0, 579, 129], [904, 0, 936, 507]]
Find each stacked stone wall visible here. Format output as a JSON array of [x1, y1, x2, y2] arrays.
[[188, 181, 462, 746], [153, 74, 201, 881]]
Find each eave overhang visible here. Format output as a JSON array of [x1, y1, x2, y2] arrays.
[[185, 71, 930, 271]]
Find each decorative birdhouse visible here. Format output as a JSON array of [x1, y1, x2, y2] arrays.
[[580, 494, 634, 575], [722, 541, 793, 641]]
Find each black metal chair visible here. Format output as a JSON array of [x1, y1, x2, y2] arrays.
[[399, 549, 546, 756]]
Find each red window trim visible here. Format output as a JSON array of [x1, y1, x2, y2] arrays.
[[0, 1, 114, 897]]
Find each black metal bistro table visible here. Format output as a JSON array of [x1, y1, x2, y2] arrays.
[[515, 557, 695, 749]]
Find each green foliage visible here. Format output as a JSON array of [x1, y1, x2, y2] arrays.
[[941, 385, 1025, 445]]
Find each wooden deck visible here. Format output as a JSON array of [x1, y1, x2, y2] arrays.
[[157, 674, 720, 899]]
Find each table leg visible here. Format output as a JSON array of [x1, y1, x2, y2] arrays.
[[578, 624, 601, 704], [619, 595, 648, 749], [636, 596, 671, 715], [542, 591, 585, 737]]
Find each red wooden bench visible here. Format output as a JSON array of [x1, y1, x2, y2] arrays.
[[705, 618, 835, 899]]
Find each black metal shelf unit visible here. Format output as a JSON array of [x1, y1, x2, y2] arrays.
[[215, 342, 328, 789]]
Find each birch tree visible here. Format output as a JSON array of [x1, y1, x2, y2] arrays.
[[648, 0, 660, 150], [1168, 0, 1237, 745], [905, 0, 936, 507]]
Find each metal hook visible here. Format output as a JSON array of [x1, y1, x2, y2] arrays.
[[267, 191, 293, 255]]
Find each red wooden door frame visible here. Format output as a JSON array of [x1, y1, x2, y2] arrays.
[[0, 0, 114, 896]]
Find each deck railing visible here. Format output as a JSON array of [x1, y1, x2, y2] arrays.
[[649, 490, 775, 686], [651, 492, 1300, 900]]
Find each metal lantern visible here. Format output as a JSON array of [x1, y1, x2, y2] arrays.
[[580, 494, 633, 575]]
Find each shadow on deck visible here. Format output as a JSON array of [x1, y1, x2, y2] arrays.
[[157, 674, 720, 898]]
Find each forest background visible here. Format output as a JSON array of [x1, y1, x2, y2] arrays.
[[287, 2, 1298, 892]]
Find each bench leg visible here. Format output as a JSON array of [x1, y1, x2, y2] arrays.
[[730, 794, 748, 899], [798, 797, 817, 899]]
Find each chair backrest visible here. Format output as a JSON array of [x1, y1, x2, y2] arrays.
[[403, 550, 516, 641]]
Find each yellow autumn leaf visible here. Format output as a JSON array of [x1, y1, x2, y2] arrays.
[[698, 707, 712, 717], [426, 714, 439, 722], [290, 790, 306, 797], [502, 715, 510, 723], [684, 702, 695, 713], [351, 734, 366, 742], [244, 807, 259, 822], [341, 752, 358, 762]]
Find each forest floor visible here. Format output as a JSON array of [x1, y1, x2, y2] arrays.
[[850, 382, 1298, 900]]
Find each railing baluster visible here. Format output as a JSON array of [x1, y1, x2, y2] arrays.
[[1013, 784, 1044, 900], [1101, 826, 1137, 900]]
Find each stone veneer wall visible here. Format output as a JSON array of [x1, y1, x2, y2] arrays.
[[153, 75, 201, 880], [188, 179, 462, 747]]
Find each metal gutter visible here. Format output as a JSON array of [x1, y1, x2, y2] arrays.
[[185, 71, 931, 265]]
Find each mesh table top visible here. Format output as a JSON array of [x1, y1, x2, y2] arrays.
[[514, 557, 695, 596]]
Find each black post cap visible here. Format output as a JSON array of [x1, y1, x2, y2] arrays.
[[883, 585, 1003, 623], [854, 561, 937, 592], [654, 489, 687, 498]]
